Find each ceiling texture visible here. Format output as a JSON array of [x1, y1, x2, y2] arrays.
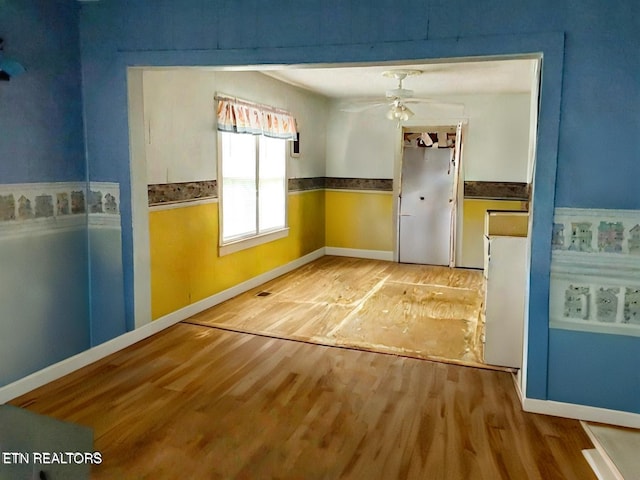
[[263, 58, 537, 101]]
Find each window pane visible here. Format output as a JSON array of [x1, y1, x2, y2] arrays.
[[221, 132, 256, 240], [258, 136, 286, 232]]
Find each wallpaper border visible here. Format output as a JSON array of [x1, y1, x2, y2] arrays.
[[148, 177, 394, 205], [464, 181, 530, 201], [549, 207, 640, 336], [0, 182, 121, 237]]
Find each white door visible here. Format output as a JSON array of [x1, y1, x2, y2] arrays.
[[399, 147, 454, 265]]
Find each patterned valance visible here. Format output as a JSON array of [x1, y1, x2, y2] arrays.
[[215, 94, 298, 140]]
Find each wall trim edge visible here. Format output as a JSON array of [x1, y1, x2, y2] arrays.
[[0, 247, 325, 404], [522, 397, 640, 429], [149, 197, 218, 211], [325, 247, 394, 261], [324, 188, 393, 195]]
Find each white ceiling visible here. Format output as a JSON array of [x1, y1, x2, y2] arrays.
[[262, 58, 538, 100]]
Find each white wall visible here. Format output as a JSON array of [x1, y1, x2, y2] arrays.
[[450, 93, 531, 182], [325, 104, 398, 178], [143, 69, 328, 184], [326, 93, 531, 182], [142, 71, 530, 184], [325, 93, 532, 267]]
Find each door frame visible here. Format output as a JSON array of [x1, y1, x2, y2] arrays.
[[128, 44, 555, 404], [393, 125, 465, 266]]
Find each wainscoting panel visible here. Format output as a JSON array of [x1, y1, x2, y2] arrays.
[[550, 208, 640, 337]]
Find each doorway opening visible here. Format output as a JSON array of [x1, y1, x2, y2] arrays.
[[398, 124, 463, 267], [131, 55, 537, 372]]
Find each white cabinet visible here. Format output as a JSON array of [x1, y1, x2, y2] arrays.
[[484, 235, 527, 368]]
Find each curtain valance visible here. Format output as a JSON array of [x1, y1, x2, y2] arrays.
[[215, 95, 298, 140]]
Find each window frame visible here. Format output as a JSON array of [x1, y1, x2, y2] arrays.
[[217, 131, 289, 256]]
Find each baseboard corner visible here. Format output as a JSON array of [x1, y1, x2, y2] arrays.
[[325, 247, 394, 261], [522, 397, 640, 429]]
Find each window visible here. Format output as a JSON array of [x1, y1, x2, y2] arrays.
[[215, 94, 296, 254], [219, 131, 287, 250]]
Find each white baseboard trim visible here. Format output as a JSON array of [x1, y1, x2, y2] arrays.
[[523, 397, 640, 429], [325, 247, 394, 261], [0, 313, 178, 404], [511, 372, 525, 404], [0, 247, 325, 404]]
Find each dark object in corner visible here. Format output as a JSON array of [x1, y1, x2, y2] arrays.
[[0, 37, 26, 81]]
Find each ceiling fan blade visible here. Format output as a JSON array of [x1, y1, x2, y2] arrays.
[[402, 98, 464, 107], [337, 100, 390, 112]]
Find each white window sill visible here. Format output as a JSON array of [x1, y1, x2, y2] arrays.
[[219, 227, 289, 256]]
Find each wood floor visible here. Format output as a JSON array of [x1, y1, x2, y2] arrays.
[[189, 256, 489, 369], [11, 323, 595, 479]]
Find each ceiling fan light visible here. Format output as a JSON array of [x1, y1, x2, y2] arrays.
[[387, 102, 414, 122]]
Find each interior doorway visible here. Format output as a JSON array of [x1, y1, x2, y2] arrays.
[[398, 125, 463, 266], [128, 56, 540, 376]]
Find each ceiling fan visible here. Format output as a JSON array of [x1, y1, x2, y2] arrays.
[[339, 69, 463, 122]]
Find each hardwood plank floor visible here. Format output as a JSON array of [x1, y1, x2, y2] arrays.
[[189, 256, 489, 368], [11, 324, 595, 479]]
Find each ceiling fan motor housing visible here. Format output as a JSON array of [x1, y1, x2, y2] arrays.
[[383, 69, 422, 99], [386, 87, 414, 99]]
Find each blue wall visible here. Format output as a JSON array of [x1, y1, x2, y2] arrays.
[[0, 0, 90, 385], [76, 0, 640, 414], [0, 0, 86, 182], [88, 225, 126, 345], [549, 330, 640, 413]]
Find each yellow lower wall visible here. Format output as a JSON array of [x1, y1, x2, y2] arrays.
[[325, 190, 394, 251], [149, 190, 325, 319], [323, 192, 524, 267], [461, 198, 527, 268], [150, 189, 527, 318]]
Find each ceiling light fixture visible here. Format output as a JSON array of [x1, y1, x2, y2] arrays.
[[339, 68, 465, 126], [386, 100, 414, 122], [383, 70, 421, 124]]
